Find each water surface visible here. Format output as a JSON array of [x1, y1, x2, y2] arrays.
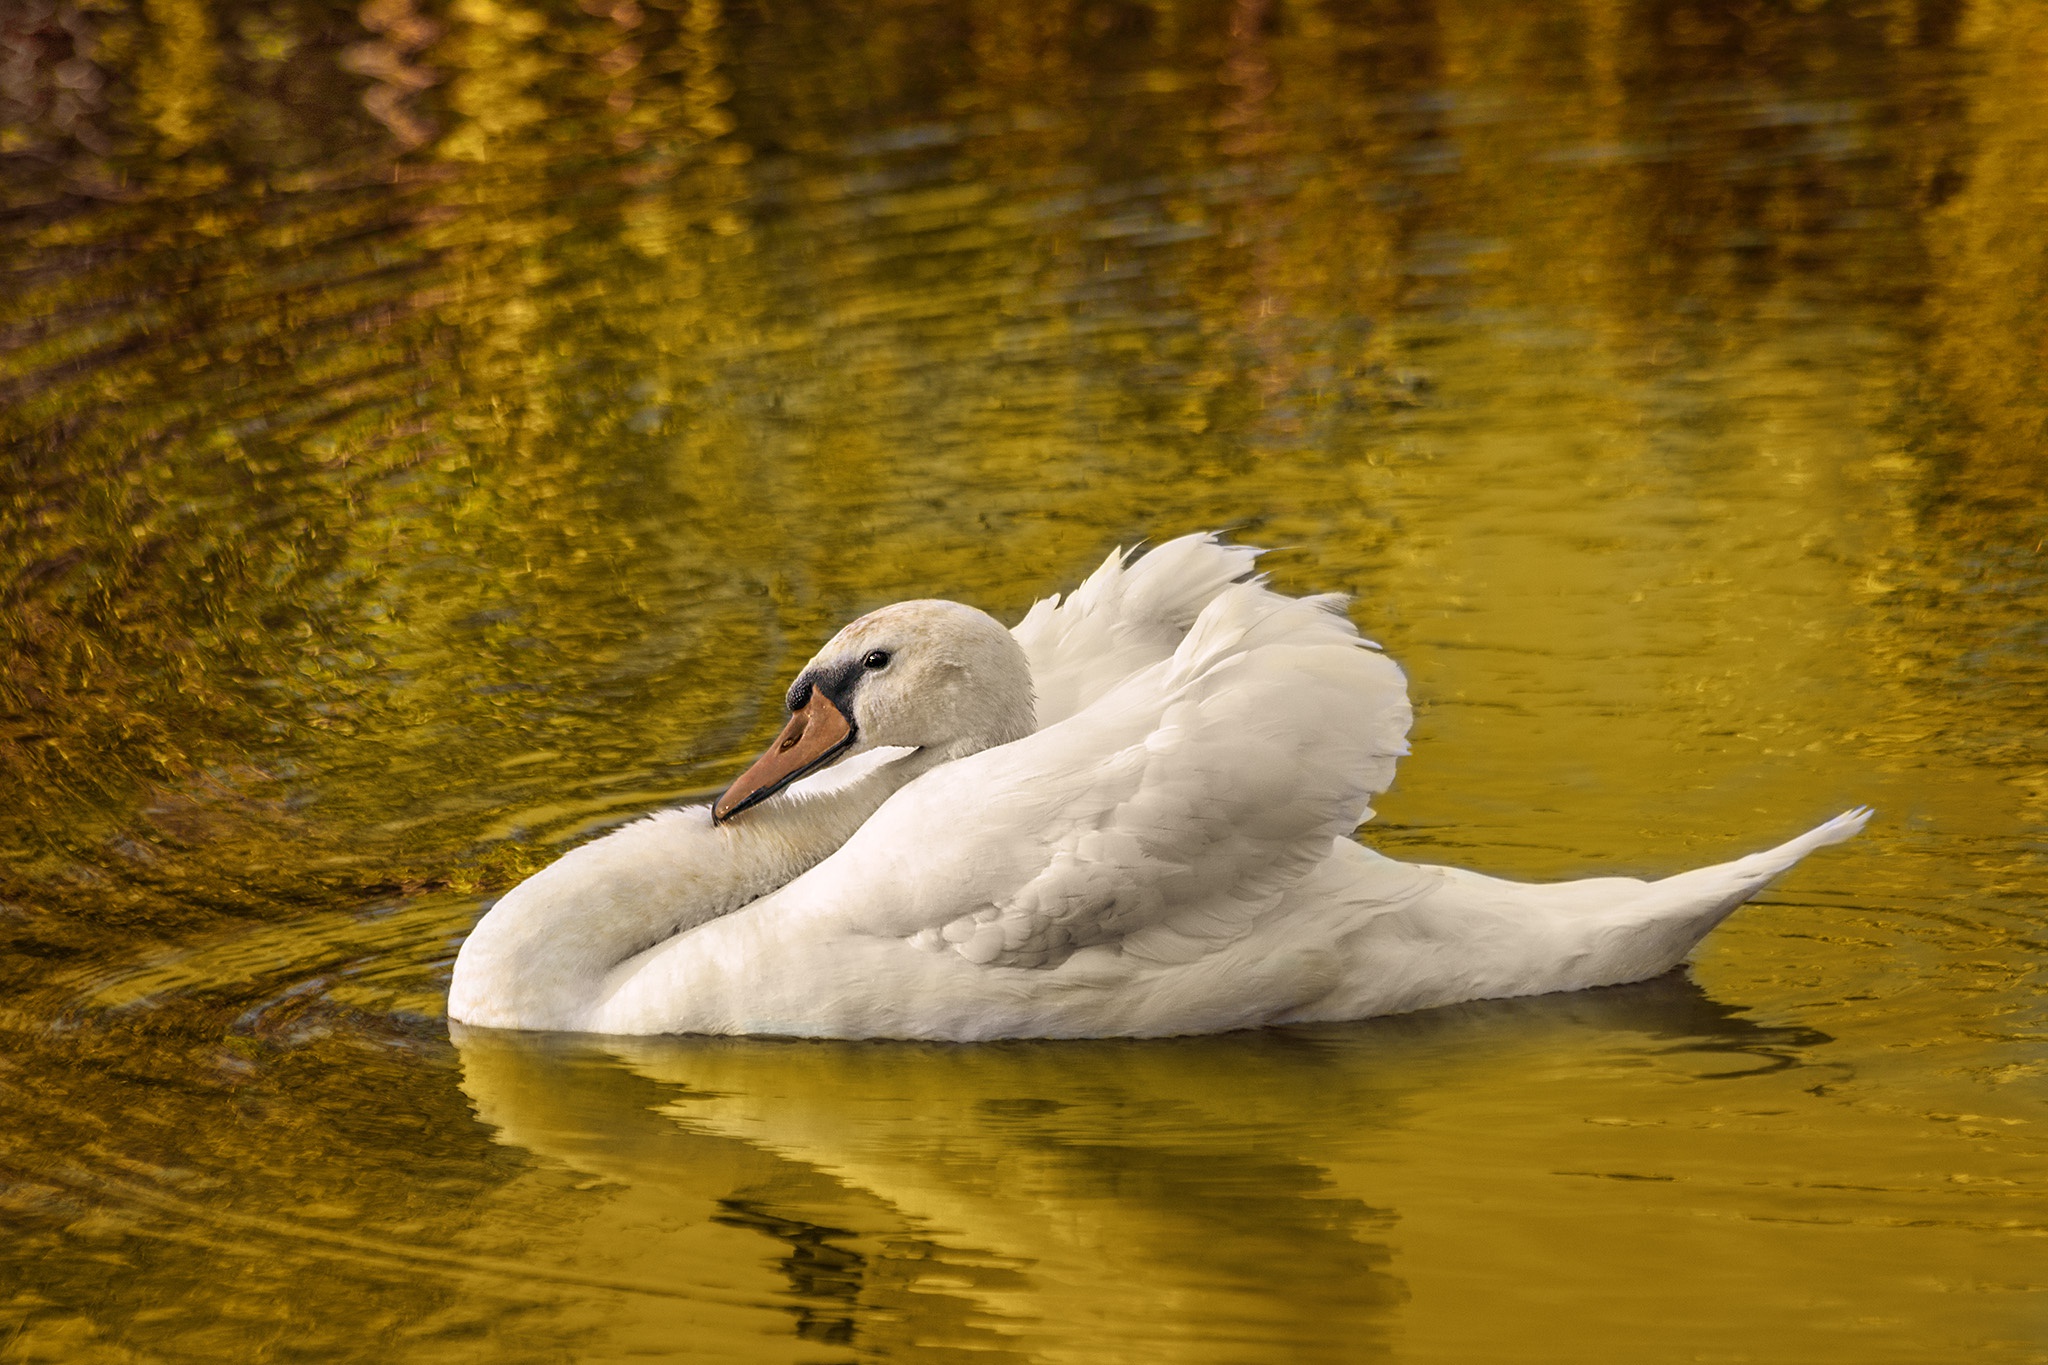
[[2, 0, 2044, 1360]]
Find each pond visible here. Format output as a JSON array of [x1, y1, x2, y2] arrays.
[[1, 0, 2044, 1359]]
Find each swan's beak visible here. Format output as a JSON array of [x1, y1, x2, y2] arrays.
[[712, 688, 857, 823]]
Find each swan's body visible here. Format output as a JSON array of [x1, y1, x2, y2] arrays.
[[448, 535, 1868, 1040]]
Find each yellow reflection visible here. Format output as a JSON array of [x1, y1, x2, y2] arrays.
[[452, 972, 2036, 1363], [455, 1018, 1419, 1361], [4, 2, 2047, 1359], [437, 0, 555, 161], [1929, 0, 2048, 494], [134, 0, 221, 155]]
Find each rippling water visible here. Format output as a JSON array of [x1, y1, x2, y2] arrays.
[[2, 0, 2044, 1359]]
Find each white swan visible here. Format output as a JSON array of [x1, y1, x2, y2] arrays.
[[447, 534, 1869, 1039]]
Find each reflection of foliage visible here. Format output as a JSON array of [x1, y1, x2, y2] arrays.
[[1929, 0, 2048, 495], [0, 3, 2045, 1360], [1, 0, 2043, 966]]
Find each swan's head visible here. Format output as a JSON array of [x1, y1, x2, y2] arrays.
[[713, 599, 1034, 823]]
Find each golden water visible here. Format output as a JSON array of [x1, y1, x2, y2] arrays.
[[2, 0, 2044, 1359]]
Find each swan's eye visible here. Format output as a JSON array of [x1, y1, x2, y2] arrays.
[[863, 650, 891, 671]]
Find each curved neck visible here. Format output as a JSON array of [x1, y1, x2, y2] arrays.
[[448, 746, 948, 1032], [721, 743, 954, 892]]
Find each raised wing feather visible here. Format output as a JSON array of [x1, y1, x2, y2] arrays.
[[1010, 532, 1262, 727], [829, 583, 1412, 970]]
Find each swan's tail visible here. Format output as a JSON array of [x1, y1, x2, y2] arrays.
[[1601, 806, 1874, 978], [1268, 808, 1873, 1026], [1658, 805, 1872, 900]]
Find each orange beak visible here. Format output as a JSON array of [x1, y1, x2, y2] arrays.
[[712, 687, 857, 823]]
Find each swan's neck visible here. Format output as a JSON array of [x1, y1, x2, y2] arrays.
[[448, 745, 946, 1031]]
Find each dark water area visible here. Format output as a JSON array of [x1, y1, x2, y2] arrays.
[[2, 0, 2045, 1360]]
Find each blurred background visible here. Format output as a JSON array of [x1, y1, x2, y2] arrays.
[[1, 0, 2044, 1360]]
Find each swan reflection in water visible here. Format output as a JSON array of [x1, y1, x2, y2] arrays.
[[450, 975, 1826, 1361]]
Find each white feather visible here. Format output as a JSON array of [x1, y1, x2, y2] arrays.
[[1012, 531, 1262, 726]]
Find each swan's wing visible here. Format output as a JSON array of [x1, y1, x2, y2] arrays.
[[824, 583, 1413, 969], [1010, 532, 1262, 727]]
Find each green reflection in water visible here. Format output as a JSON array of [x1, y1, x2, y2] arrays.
[[2, 0, 2045, 1359]]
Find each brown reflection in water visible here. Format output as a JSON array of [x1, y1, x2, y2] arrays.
[[344, 0, 443, 150], [0, 1006, 547, 1359]]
